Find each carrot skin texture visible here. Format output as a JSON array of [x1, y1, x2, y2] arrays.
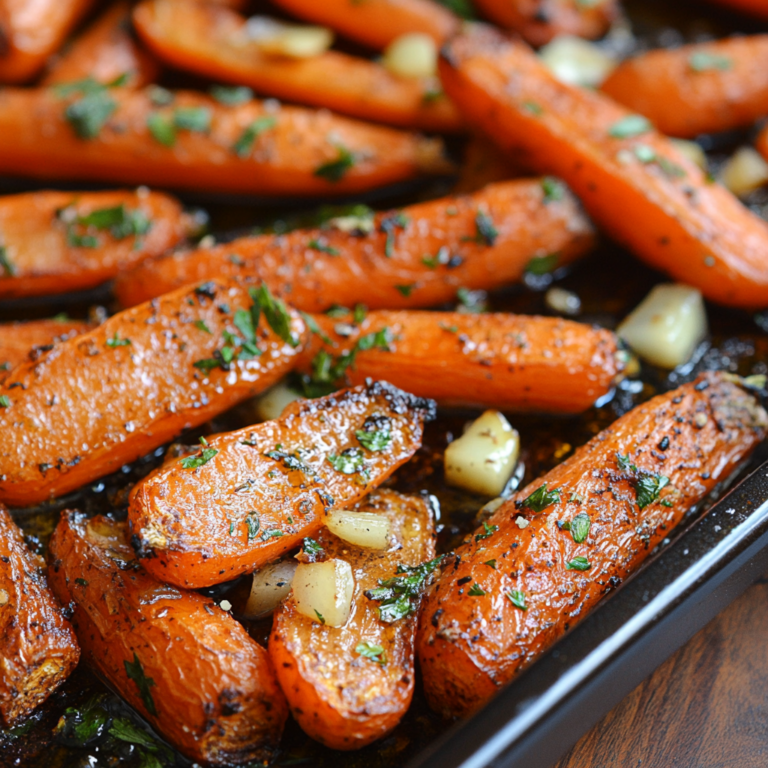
[[439, 26, 768, 309], [0, 505, 79, 726], [132, 0, 462, 133], [128, 381, 436, 589], [0, 189, 192, 299], [47, 512, 287, 764], [0, 278, 307, 507], [0, 318, 90, 376], [114, 180, 595, 310], [417, 372, 768, 718], [270, 490, 436, 750]]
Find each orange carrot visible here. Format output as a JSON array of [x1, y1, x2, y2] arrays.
[[0, 317, 90, 376]]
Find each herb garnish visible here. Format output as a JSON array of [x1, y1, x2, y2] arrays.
[[307, 237, 340, 256], [525, 253, 559, 275], [542, 177, 565, 203], [635, 474, 670, 509], [365, 555, 443, 622], [356, 642, 387, 665], [380, 211, 409, 257], [315, 610, 326, 625], [232, 115, 276, 157], [105, 332, 131, 348], [689, 51, 732, 72], [468, 582, 486, 596], [0, 396, 9, 408], [246, 514, 260, 541], [475, 521, 498, 542], [210, 85, 254, 105], [566, 556, 591, 571], [146, 111, 177, 146], [434, 0, 475, 18], [517, 483, 561, 513], [608, 114, 652, 139], [507, 589, 527, 610], [395, 283, 415, 297], [53, 694, 110, 747], [64, 91, 117, 139], [569, 513, 591, 543], [471, 210, 498, 246], [327, 447, 367, 477], [180, 436, 218, 469], [302, 537, 324, 561], [456, 286, 487, 313], [124, 653, 157, 716], [315, 145, 356, 182], [0, 246, 15, 276], [356, 414, 392, 452], [251, 283, 300, 347]]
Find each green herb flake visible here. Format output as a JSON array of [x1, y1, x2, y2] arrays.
[[569, 512, 591, 543], [689, 51, 732, 72], [0, 396, 9, 408], [53, 694, 110, 747], [635, 473, 670, 509], [75, 578, 88, 586], [124, 653, 157, 716], [307, 237, 340, 256], [395, 283, 415, 297], [246, 514, 260, 540], [661, 499, 674, 507], [356, 425, 392, 452], [146, 111, 176, 147], [180, 437, 218, 469], [250, 283, 299, 348], [194, 319, 211, 334], [67, 231, 99, 248], [518, 483, 561, 513], [353, 304, 367, 324], [456, 286, 487, 314], [327, 447, 366, 475], [507, 589, 527, 610], [468, 582, 486, 596], [105, 332, 131, 348], [474, 210, 499, 246], [633, 144, 656, 164], [475, 521, 498, 543], [65, 91, 117, 139], [365, 555, 443, 622], [484, 559, 497, 569], [314, 610, 326, 625], [608, 114, 652, 139], [356, 642, 387, 665], [232, 115, 277, 157], [210, 85, 254, 105], [303, 537, 324, 560], [315, 145, 356, 183], [380, 211, 409, 257], [542, 176, 565, 203], [566, 556, 591, 571], [0, 246, 15, 276], [522, 100, 544, 115], [173, 106, 211, 132], [434, 0, 475, 18], [525, 253, 559, 275]]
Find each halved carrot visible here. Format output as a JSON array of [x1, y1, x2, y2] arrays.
[[0, 317, 90, 376], [48, 512, 287, 764], [601, 36, 768, 139], [0, 504, 79, 726], [269, 489, 436, 750], [0, 279, 307, 507], [705, 0, 768, 20], [0, 85, 446, 196], [295, 309, 625, 414], [114, 179, 595, 310], [132, 0, 462, 133], [439, 25, 768, 309], [42, 2, 160, 88], [418, 372, 768, 719], [128, 381, 435, 589], [0, 189, 193, 299]]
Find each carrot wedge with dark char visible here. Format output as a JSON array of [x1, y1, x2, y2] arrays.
[[439, 25, 768, 309], [0, 86, 446, 196], [132, 0, 462, 133], [0, 505, 79, 726], [128, 381, 435, 589], [417, 372, 768, 719], [270, 489, 436, 750], [0, 318, 90, 376], [48, 512, 287, 764], [295, 310, 625, 414], [114, 180, 595, 310], [0, 189, 193, 299], [0, 279, 307, 507]]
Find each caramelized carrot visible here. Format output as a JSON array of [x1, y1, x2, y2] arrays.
[[132, 0, 462, 133], [128, 381, 435, 589], [439, 25, 768, 309], [755, 122, 768, 163], [114, 180, 595, 310], [0, 505, 79, 726], [0, 279, 307, 507], [705, 0, 768, 20], [48, 512, 287, 764], [0, 318, 90, 376], [0, 189, 193, 299], [269, 489, 436, 750]]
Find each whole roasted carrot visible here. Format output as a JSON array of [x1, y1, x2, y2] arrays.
[[295, 310, 625, 414], [128, 381, 436, 589], [114, 180, 595, 310], [132, 0, 462, 133], [0, 189, 193, 299], [270, 489, 436, 750], [417, 372, 768, 719], [0, 317, 90, 376], [0, 86, 447, 196], [0, 279, 307, 507], [439, 25, 768, 309], [48, 511, 288, 764], [705, 0, 768, 20], [0, 505, 79, 726]]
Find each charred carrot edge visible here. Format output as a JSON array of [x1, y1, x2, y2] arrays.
[[439, 25, 768, 309], [418, 372, 768, 719], [601, 36, 768, 139], [114, 179, 595, 310], [0, 85, 446, 196], [0, 278, 307, 507], [128, 381, 436, 589], [756, 123, 768, 164], [705, 0, 768, 20], [132, 0, 462, 133], [453, 135, 521, 193], [0, 318, 90, 376], [269, 489, 436, 750], [0, 189, 193, 299], [48, 512, 287, 764], [42, 2, 160, 88], [0, 505, 79, 726], [0, 0, 95, 83], [272, 0, 460, 49]]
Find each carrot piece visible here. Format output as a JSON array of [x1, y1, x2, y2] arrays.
[[0, 279, 307, 507], [0, 318, 90, 377], [453, 135, 521, 193], [295, 309, 625, 414], [48, 512, 287, 764], [128, 381, 436, 589], [0, 505, 79, 726], [132, 0, 462, 133], [114, 179, 595, 310], [269, 489, 436, 750], [439, 25, 768, 309], [271, 0, 460, 49], [755, 122, 768, 164], [474, 0, 618, 47], [42, 2, 160, 89], [705, 0, 768, 20], [0, 189, 193, 300], [0, 85, 446, 196]]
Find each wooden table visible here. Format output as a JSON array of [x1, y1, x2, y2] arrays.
[[553, 574, 768, 768]]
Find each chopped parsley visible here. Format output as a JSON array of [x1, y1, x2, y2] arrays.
[[364, 555, 443, 622], [475, 521, 498, 542], [109, 716, 173, 765], [522, 100, 544, 115], [314, 610, 326, 625], [434, 0, 475, 17], [468, 582, 486, 596], [315, 145, 356, 183], [472, 210, 499, 246], [302, 537, 324, 561], [173, 106, 211, 132], [251, 283, 300, 348], [62, 204, 152, 245], [0, 396, 9, 408], [484, 559, 497, 569], [689, 51, 732, 72], [232, 115, 277, 157], [74, 578, 88, 586], [608, 114, 652, 139], [307, 237, 340, 256], [209, 85, 254, 105], [517, 483, 561, 513], [194, 319, 211, 334], [569, 513, 591, 543], [146, 111, 176, 146], [105, 332, 131, 348], [180, 436, 218, 469], [507, 589, 527, 610], [53, 694, 110, 747], [327, 447, 367, 476], [456, 286, 487, 313], [0, 246, 15, 276], [246, 514, 260, 541], [542, 176, 565, 203], [395, 283, 415, 297], [64, 91, 117, 139], [124, 653, 157, 716], [356, 642, 387, 665], [380, 211, 409, 257], [566, 556, 591, 571], [635, 474, 670, 509], [356, 415, 392, 452], [525, 253, 559, 275]]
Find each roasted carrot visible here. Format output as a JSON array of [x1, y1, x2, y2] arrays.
[[295, 310, 625, 414], [417, 372, 768, 719], [439, 25, 768, 309], [269, 489, 436, 750], [453, 135, 521, 193], [0, 85, 446, 196], [128, 381, 435, 589], [755, 122, 768, 164], [114, 180, 595, 310], [42, 2, 160, 88], [48, 511, 287, 764], [0, 505, 79, 726], [0, 317, 90, 376], [705, 0, 768, 20], [0, 279, 307, 507], [132, 0, 462, 133], [0, 189, 193, 299]]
